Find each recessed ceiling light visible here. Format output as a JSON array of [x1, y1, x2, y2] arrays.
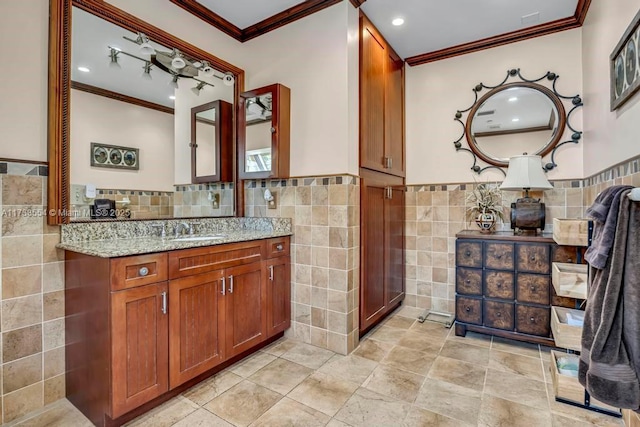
[[77, 66, 90, 73], [508, 97, 518, 102], [392, 18, 404, 26], [512, 118, 520, 122], [169, 95, 176, 100]]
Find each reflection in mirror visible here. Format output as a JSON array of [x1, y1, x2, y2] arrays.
[[191, 99, 232, 184], [244, 93, 273, 173], [67, 6, 237, 221], [469, 86, 560, 162], [195, 107, 217, 177]]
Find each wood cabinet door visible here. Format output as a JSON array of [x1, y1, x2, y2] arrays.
[[266, 256, 291, 337], [111, 282, 169, 418], [225, 262, 268, 358], [386, 187, 405, 306], [169, 271, 225, 389], [360, 16, 386, 172], [384, 51, 405, 177], [360, 183, 387, 331]]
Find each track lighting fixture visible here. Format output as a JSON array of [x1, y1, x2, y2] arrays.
[[200, 61, 215, 77], [191, 81, 206, 96], [141, 61, 152, 80], [223, 72, 235, 87], [169, 74, 179, 89], [170, 49, 186, 69], [108, 48, 121, 68]]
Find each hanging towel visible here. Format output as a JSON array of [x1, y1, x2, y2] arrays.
[[585, 185, 634, 268], [580, 188, 640, 410]]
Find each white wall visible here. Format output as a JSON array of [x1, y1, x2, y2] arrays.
[[0, 1, 49, 161], [70, 90, 175, 191], [582, 0, 640, 176], [406, 29, 584, 185]]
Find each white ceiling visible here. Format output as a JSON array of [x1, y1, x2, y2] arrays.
[[195, 0, 306, 29], [360, 0, 579, 59]]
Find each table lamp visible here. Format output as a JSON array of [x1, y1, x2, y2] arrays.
[[500, 154, 552, 234]]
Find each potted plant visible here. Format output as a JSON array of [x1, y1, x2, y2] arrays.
[[466, 182, 505, 233]]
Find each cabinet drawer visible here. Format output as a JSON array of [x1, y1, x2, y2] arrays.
[[484, 242, 514, 271], [484, 271, 514, 300], [456, 296, 482, 325], [516, 243, 550, 274], [456, 268, 482, 296], [110, 253, 168, 291], [516, 304, 550, 336], [456, 241, 482, 268], [169, 241, 265, 279], [483, 300, 514, 331], [266, 237, 290, 258], [516, 273, 550, 305], [551, 245, 578, 264]]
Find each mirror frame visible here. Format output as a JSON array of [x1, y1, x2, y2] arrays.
[[47, 0, 245, 225], [453, 68, 583, 175], [191, 100, 233, 184]]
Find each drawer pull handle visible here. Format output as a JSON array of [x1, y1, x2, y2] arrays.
[[496, 312, 502, 317], [530, 286, 536, 292], [276, 244, 284, 251], [465, 251, 471, 257], [530, 317, 535, 323], [161, 292, 167, 314], [465, 306, 471, 312], [465, 279, 471, 284], [229, 275, 234, 294], [221, 277, 226, 296], [139, 267, 149, 277], [269, 265, 274, 281], [496, 282, 502, 288], [530, 256, 536, 261], [567, 258, 573, 262]]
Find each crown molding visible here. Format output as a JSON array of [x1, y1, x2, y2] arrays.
[[349, 0, 367, 8], [406, 0, 592, 66], [71, 81, 175, 115]]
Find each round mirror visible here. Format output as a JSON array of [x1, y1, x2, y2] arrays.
[[465, 82, 566, 167]]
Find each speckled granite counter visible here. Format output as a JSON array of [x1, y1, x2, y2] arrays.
[[57, 217, 292, 258]]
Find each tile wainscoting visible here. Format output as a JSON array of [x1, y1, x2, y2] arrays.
[[0, 161, 65, 423], [244, 175, 360, 355]]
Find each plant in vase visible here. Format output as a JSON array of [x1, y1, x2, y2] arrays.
[[466, 182, 505, 233]]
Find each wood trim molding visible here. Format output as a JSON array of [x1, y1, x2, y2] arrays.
[[168, 0, 242, 41], [71, 81, 175, 114], [406, 0, 592, 66], [349, 0, 367, 8], [169, 0, 342, 42], [0, 158, 49, 166]]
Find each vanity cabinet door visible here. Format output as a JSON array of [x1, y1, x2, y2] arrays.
[[169, 271, 226, 389], [266, 256, 291, 338], [111, 282, 169, 418], [225, 262, 268, 358]]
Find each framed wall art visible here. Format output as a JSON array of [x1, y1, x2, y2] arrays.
[[611, 9, 640, 111], [90, 143, 139, 170]]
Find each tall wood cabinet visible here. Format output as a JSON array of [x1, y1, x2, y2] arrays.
[[359, 13, 406, 334]]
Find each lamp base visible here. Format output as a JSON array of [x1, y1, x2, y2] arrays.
[[510, 197, 545, 234]]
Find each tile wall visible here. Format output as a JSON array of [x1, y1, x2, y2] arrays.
[[173, 183, 235, 217], [244, 176, 360, 355], [0, 161, 65, 423]]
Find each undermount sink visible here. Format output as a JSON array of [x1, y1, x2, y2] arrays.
[[170, 234, 227, 242]]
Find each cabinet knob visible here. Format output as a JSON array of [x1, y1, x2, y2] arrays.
[[465, 279, 471, 284], [567, 258, 573, 263], [496, 282, 503, 288], [465, 251, 471, 257], [276, 244, 283, 251], [530, 256, 536, 261], [496, 254, 502, 259], [496, 312, 502, 317], [139, 266, 149, 276], [530, 317, 535, 323], [270, 127, 276, 133], [530, 286, 536, 292], [465, 306, 471, 312]]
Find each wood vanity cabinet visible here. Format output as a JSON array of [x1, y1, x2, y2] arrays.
[[454, 231, 581, 346], [65, 237, 290, 426], [359, 13, 405, 178]]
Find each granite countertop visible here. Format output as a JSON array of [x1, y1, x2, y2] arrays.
[[57, 229, 293, 258]]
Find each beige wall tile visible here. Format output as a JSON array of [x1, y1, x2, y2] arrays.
[[311, 287, 328, 309], [2, 294, 42, 331], [42, 262, 65, 293], [296, 245, 312, 266], [329, 186, 348, 206], [43, 233, 63, 263], [311, 227, 329, 247], [295, 285, 311, 305], [296, 187, 311, 205], [328, 269, 348, 292], [44, 347, 65, 379], [3, 353, 42, 394], [3, 325, 42, 363], [311, 267, 329, 289], [43, 291, 65, 321], [295, 265, 312, 286], [44, 374, 65, 405], [2, 176, 43, 206], [2, 266, 42, 299], [329, 228, 348, 248], [312, 186, 328, 206], [2, 235, 42, 268], [3, 381, 43, 423], [295, 304, 311, 325], [2, 206, 44, 236], [43, 319, 65, 351], [328, 290, 348, 314], [310, 327, 328, 348], [311, 308, 327, 329], [294, 226, 312, 245], [327, 332, 348, 355], [329, 249, 347, 270], [312, 206, 328, 226], [416, 192, 431, 206], [312, 247, 329, 268], [295, 206, 312, 226]]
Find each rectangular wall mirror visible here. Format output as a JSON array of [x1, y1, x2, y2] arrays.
[[48, 0, 245, 224]]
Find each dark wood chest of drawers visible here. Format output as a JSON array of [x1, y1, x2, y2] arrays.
[[455, 230, 581, 346]]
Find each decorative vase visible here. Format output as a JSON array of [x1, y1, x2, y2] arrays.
[[475, 212, 496, 233]]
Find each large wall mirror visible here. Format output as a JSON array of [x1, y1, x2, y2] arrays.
[[453, 69, 583, 175], [48, 0, 244, 224]]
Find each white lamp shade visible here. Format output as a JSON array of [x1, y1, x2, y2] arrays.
[[500, 154, 553, 190]]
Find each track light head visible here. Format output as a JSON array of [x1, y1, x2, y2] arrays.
[[222, 73, 235, 86], [169, 74, 179, 89], [171, 49, 186, 69], [108, 48, 121, 68], [191, 81, 206, 96]]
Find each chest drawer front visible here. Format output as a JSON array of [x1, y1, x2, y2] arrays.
[[484, 271, 515, 300], [456, 268, 482, 296], [484, 242, 514, 271], [169, 241, 265, 279], [551, 245, 579, 264], [456, 241, 482, 268], [266, 237, 290, 258], [516, 304, 550, 336], [456, 296, 482, 325], [110, 253, 168, 291], [516, 243, 550, 274], [483, 300, 514, 331], [516, 273, 550, 305]]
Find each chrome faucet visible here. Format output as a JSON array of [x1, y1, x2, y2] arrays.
[[174, 222, 190, 238]]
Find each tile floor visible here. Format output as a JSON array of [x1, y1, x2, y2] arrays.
[[7, 306, 624, 427]]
